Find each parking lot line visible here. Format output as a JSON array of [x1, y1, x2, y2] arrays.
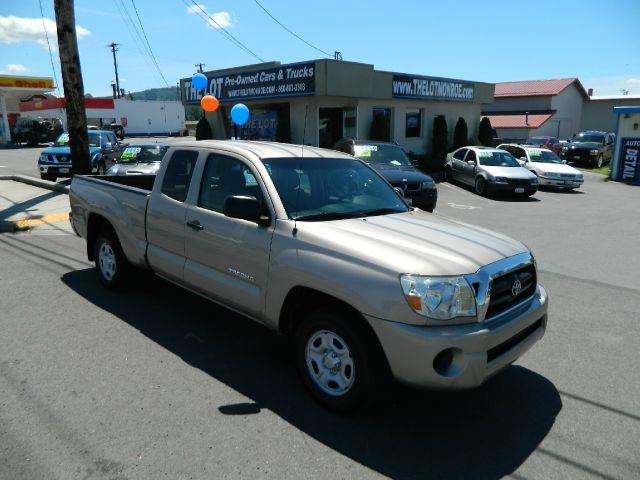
[[9, 211, 69, 229]]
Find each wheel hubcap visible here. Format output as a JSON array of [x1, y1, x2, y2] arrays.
[[98, 242, 116, 280], [305, 330, 355, 396]]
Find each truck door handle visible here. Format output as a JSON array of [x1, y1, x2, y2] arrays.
[[186, 220, 204, 230]]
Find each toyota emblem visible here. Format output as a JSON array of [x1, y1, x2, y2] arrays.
[[511, 278, 522, 297]]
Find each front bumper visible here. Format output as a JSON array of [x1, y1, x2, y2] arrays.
[[486, 181, 538, 195], [407, 187, 438, 211], [366, 284, 548, 389], [39, 163, 73, 177], [539, 176, 583, 188]]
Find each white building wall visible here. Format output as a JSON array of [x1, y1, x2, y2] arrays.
[[582, 97, 640, 132], [549, 86, 584, 139], [114, 99, 185, 135]]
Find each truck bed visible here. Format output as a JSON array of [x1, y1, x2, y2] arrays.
[[69, 174, 157, 268]]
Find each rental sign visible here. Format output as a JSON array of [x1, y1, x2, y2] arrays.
[[182, 62, 315, 104], [392, 73, 474, 102]]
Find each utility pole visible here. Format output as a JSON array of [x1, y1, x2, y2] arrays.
[[195, 63, 205, 73], [109, 43, 121, 98], [54, 0, 90, 175]]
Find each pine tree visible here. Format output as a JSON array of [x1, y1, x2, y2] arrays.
[[431, 115, 448, 165], [453, 117, 468, 150], [195, 117, 212, 140], [479, 117, 493, 146]]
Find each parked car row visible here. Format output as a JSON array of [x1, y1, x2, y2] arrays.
[[37, 130, 169, 181]]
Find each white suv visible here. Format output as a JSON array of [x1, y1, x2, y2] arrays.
[[498, 144, 584, 190]]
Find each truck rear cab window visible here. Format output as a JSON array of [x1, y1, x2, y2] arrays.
[[161, 150, 198, 202]]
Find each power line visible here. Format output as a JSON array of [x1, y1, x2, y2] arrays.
[[251, 0, 332, 57], [129, 0, 169, 87], [183, 0, 264, 63], [37, 0, 61, 96]]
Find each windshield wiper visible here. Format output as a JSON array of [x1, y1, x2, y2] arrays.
[[361, 208, 405, 216], [294, 212, 363, 221]]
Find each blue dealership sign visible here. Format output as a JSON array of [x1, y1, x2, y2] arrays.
[[182, 62, 315, 105]]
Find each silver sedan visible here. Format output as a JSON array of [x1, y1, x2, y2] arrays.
[[446, 146, 539, 196]]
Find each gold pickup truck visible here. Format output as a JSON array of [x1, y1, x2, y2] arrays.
[[69, 140, 548, 411]]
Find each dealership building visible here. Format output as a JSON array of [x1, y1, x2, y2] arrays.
[[180, 59, 494, 154]]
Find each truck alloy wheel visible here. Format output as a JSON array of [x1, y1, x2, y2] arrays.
[[94, 230, 129, 289], [596, 155, 603, 169], [294, 309, 382, 411]]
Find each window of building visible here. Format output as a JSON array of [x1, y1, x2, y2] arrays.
[[371, 107, 391, 142], [405, 109, 421, 138], [161, 150, 198, 202]]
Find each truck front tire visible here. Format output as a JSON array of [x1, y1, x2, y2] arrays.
[[94, 230, 129, 289], [294, 308, 383, 412]]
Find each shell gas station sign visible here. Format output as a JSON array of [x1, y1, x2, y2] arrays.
[[0, 75, 55, 90], [0, 74, 56, 144]]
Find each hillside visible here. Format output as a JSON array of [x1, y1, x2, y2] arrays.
[[129, 86, 179, 101]]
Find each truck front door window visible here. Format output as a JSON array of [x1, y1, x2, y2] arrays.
[[199, 154, 262, 213]]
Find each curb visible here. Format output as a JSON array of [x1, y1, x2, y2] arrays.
[[0, 174, 70, 194], [0, 175, 69, 232]]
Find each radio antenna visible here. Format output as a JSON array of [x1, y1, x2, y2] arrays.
[[293, 104, 309, 235]]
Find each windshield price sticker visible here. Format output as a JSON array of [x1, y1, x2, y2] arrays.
[[478, 151, 493, 158], [354, 145, 377, 157], [56, 133, 69, 144], [121, 147, 141, 159], [529, 149, 542, 156]]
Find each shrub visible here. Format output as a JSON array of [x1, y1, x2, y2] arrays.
[[195, 117, 213, 140], [430, 115, 448, 169], [453, 117, 468, 150], [478, 117, 493, 146]]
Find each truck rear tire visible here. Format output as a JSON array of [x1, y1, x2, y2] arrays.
[[94, 229, 130, 289], [294, 308, 383, 412]]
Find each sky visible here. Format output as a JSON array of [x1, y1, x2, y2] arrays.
[[1, 0, 639, 98]]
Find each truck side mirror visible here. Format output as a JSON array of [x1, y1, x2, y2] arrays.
[[223, 195, 270, 226]]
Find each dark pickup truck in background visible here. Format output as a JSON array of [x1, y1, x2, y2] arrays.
[[561, 131, 615, 168]]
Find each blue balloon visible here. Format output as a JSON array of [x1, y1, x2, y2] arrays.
[[192, 73, 207, 91], [231, 103, 250, 125]]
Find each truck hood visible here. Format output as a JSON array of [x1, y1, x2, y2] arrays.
[[481, 165, 536, 180], [564, 142, 602, 151], [299, 210, 527, 276], [368, 164, 434, 183], [43, 146, 101, 155], [530, 162, 581, 175]]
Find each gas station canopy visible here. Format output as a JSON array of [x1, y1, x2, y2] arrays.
[[0, 74, 56, 144]]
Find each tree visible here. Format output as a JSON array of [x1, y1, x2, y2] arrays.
[[479, 117, 493, 146], [195, 117, 212, 140], [453, 117, 468, 150], [54, 0, 90, 175], [431, 115, 448, 166]]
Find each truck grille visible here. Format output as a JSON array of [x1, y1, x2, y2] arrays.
[[54, 154, 71, 163], [485, 264, 537, 319]]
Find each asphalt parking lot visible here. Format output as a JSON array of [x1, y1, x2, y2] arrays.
[[1, 145, 639, 479]]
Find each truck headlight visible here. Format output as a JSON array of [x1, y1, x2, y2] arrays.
[[590, 149, 599, 156], [39, 154, 48, 162], [400, 275, 476, 320]]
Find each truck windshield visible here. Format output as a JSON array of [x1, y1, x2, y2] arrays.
[[527, 150, 563, 163], [477, 151, 520, 167], [118, 146, 169, 163], [55, 132, 101, 147], [352, 144, 412, 166], [572, 134, 604, 144], [264, 157, 409, 221]]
